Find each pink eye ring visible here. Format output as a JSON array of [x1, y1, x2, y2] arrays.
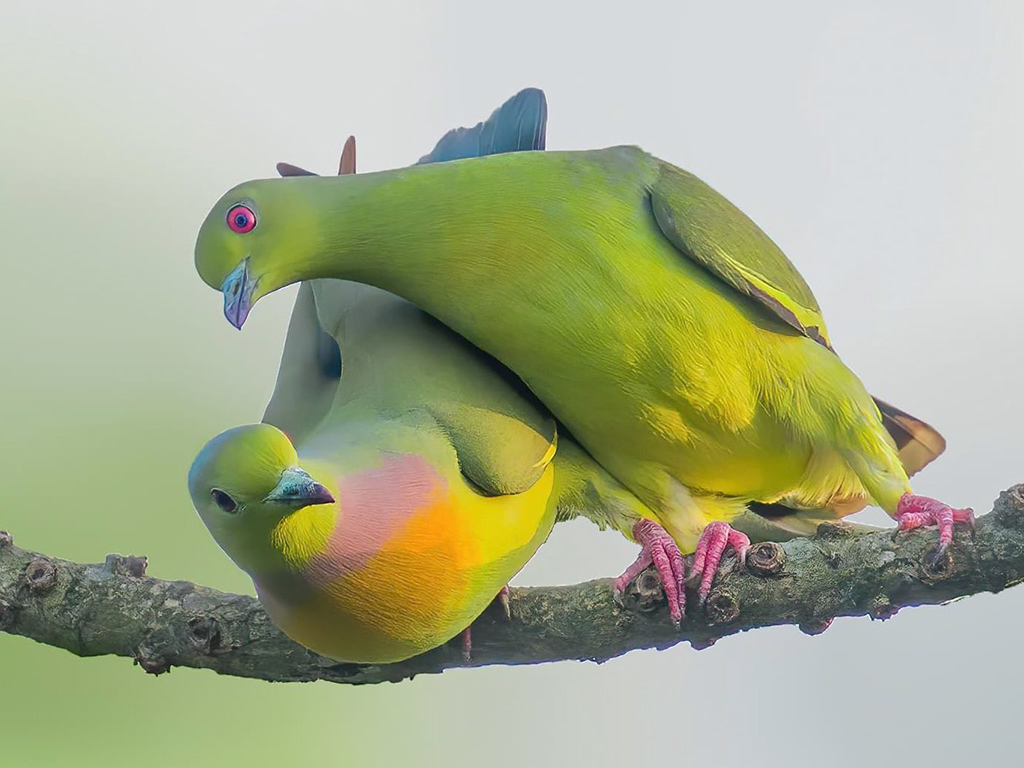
[[226, 204, 257, 233]]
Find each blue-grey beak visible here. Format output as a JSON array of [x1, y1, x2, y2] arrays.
[[221, 258, 258, 330], [263, 466, 335, 507]]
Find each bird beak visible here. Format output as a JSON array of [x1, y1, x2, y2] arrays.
[[263, 467, 336, 507], [221, 258, 258, 330]]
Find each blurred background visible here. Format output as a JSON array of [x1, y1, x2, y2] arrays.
[[1, 1, 1022, 766]]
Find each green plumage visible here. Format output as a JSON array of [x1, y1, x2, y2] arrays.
[[651, 163, 831, 347], [268, 278, 559, 498], [197, 136, 942, 553], [261, 92, 658, 540], [187, 93, 684, 662]]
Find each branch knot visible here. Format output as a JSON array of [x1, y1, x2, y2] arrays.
[[133, 635, 171, 675], [186, 616, 222, 654], [22, 558, 57, 594], [993, 485, 1024, 528], [746, 542, 786, 576], [105, 554, 149, 578], [704, 590, 740, 624]]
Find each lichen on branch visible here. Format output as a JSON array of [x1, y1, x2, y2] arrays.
[[2, 484, 1023, 685]]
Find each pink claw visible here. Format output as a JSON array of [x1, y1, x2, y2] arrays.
[[458, 586, 512, 661], [893, 493, 975, 565], [614, 519, 687, 624], [497, 585, 511, 620], [688, 522, 751, 605]]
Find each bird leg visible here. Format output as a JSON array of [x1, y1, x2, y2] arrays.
[[688, 522, 750, 606], [614, 519, 686, 624], [496, 584, 511, 619], [458, 585, 513, 662], [892, 493, 975, 566]]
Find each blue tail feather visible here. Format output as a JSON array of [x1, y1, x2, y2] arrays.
[[417, 87, 547, 165]]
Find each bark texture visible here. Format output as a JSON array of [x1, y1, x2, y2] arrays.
[[2, 485, 1023, 685]]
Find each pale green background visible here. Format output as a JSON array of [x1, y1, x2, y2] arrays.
[[2, 2, 1022, 766]]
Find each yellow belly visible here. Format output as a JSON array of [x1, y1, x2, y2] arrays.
[[259, 467, 556, 664]]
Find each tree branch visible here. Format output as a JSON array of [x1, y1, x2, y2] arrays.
[[3, 484, 1024, 685]]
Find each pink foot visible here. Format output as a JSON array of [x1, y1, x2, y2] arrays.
[[496, 585, 511, 619], [688, 522, 751, 606], [893, 493, 975, 565], [458, 586, 512, 662], [614, 519, 686, 624]]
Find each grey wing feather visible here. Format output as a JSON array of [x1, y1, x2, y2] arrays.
[[262, 283, 341, 443]]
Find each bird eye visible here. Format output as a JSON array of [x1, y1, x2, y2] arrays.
[[210, 489, 238, 513], [226, 204, 256, 234]]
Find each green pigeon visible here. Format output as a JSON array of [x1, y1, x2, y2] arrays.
[[264, 92, 882, 617], [262, 92, 701, 623], [189, 92, 690, 664], [195, 96, 965, 610]]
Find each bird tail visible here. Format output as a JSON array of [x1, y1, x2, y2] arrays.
[[416, 87, 547, 164], [872, 397, 946, 478], [732, 504, 883, 541]]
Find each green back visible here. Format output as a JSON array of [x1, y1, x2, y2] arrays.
[[306, 278, 558, 496]]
